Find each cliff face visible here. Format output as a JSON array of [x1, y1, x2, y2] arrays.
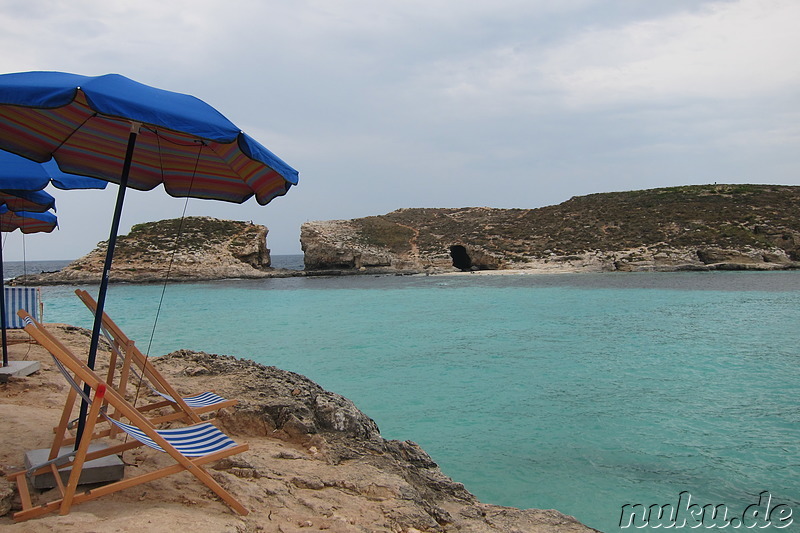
[[17, 217, 278, 284], [301, 184, 800, 273]]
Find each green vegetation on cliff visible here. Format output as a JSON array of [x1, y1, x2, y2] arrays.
[[114, 217, 260, 257], [356, 184, 799, 260]]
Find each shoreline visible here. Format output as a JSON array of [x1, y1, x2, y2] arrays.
[[10, 262, 800, 286], [0, 324, 598, 532], [8, 247, 800, 286]]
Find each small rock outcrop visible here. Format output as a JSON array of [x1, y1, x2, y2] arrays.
[[158, 349, 382, 445], [13, 217, 291, 284], [151, 349, 598, 532], [300, 184, 800, 274]]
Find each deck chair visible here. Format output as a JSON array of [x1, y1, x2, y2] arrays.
[[3, 286, 42, 345], [74, 289, 236, 427], [7, 310, 249, 522]]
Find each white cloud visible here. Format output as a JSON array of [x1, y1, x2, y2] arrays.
[[0, 0, 797, 259], [430, 0, 800, 112], [543, 0, 800, 107]]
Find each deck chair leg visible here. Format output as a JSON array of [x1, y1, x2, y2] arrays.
[[64, 445, 250, 516], [60, 384, 107, 515], [184, 463, 249, 515], [50, 381, 79, 458], [105, 339, 119, 391], [107, 339, 135, 438], [50, 462, 66, 496], [8, 470, 32, 511]]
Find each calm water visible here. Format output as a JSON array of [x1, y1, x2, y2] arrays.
[[8, 261, 800, 531]]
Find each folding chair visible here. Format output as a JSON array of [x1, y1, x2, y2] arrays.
[[7, 310, 249, 522], [74, 289, 236, 427], [3, 286, 42, 345]]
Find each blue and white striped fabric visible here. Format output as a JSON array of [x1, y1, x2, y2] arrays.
[[156, 391, 228, 408], [4, 287, 39, 328], [109, 420, 238, 457]]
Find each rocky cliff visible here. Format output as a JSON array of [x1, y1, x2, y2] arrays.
[[14, 217, 292, 284], [301, 184, 800, 273]]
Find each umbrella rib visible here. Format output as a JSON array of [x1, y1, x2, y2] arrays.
[[145, 125, 207, 148], [51, 112, 98, 156], [154, 127, 166, 186], [148, 126, 206, 195]]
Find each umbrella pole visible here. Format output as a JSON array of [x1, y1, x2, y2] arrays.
[[75, 123, 140, 447]]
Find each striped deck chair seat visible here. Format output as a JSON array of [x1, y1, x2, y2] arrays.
[[4, 287, 41, 328], [4, 287, 42, 347], [109, 419, 238, 457], [154, 390, 229, 409]]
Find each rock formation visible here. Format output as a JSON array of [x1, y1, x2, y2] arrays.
[[139, 348, 599, 531], [13, 217, 295, 285], [0, 325, 598, 532], [301, 184, 800, 274]]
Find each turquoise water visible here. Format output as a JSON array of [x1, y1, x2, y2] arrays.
[[27, 269, 800, 531]]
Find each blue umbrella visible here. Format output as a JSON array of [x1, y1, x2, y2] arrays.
[[0, 205, 58, 231], [0, 205, 58, 366], [0, 149, 109, 190], [0, 71, 299, 445], [0, 189, 56, 213], [0, 150, 105, 368], [0, 205, 57, 232]]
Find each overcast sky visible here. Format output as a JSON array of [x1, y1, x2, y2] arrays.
[[1, 0, 798, 260]]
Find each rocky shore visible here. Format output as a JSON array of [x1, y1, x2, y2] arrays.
[[0, 325, 596, 532]]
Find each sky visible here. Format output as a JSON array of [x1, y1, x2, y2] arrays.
[[0, 0, 798, 260]]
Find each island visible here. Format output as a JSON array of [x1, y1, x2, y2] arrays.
[[14, 184, 800, 284], [12, 217, 299, 285], [301, 184, 800, 274]]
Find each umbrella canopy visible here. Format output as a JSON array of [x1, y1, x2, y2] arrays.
[[0, 206, 58, 366], [0, 72, 298, 203], [0, 71, 299, 444], [0, 205, 57, 233], [0, 149, 109, 191], [0, 189, 56, 213], [0, 149, 107, 366]]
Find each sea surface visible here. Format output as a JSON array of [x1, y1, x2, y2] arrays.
[[5, 256, 800, 531]]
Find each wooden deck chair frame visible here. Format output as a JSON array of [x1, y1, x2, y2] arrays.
[[74, 289, 236, 428], [7, 310, 249, 522]]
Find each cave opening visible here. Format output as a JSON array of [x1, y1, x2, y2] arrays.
[[450, 245, 472, 271]]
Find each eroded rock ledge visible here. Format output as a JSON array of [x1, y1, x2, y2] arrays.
[[301, 184, 800, 274], [139, 348, 599, 532]]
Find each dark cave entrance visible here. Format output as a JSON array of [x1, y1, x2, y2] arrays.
[[450, 245, 472, 271]]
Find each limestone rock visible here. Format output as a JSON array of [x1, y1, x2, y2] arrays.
[[300, 185, 800, 274], [12, 217, 292, 285], [0, 478, 13, 516], [154, 349, 382, 444], [150, 349, 599, 532]]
